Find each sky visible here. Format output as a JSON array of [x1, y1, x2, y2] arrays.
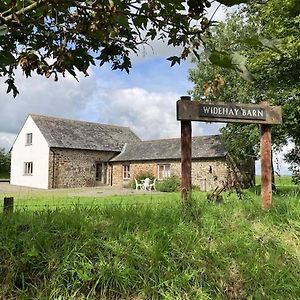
[[0, 3, 292, 175]]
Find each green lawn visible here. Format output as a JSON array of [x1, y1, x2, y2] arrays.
[[256, 175, 295, 186], [0, 188, 300, 299], [3, 192, 180, 211]]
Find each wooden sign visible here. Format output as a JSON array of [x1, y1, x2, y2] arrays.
[[177, 96, 282, 209], [177, 100, 282, 125]]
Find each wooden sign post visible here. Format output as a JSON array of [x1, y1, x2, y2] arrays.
[[180, 96, 192, 202], [177, 97, 282, 209]]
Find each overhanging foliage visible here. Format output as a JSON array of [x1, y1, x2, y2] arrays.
[[0, 0, 249, 97]]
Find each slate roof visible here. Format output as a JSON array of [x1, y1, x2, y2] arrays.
[[30, 114, 141, 152], [111, 135, 227, 162]]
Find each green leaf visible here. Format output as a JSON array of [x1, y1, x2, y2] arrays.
[[230, 52, 247, 71], [133, 16, 148, 29], [193, 50, 200, 61], [208, 50, 236, 70], [0, 51, 15, 67], [259, 38, 282, 54], [28, 246, 39, 258], [238, 69, 255, 82], [0, 24, 8, 36], [208, 50, 255, 82], [217, 0, 248, 6], [121, 55, 131, 73], [146, 28, 157, 40], [65, 66, 78, 81], [241, 38, 282, 53], [167, 56, 180, 67], [5, 78, 19, 98]]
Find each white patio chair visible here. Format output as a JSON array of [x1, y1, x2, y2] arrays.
[[135, 179, 142, 190], [143, 177, 151, 191], [149, 178, 157, 191]]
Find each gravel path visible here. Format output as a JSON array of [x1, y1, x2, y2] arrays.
[[0, 182, 159, 198]]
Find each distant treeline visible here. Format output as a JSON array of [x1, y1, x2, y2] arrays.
[[0, 148, 10, 173]]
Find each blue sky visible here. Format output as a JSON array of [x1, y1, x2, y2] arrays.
[[0, 3, 292, 175]]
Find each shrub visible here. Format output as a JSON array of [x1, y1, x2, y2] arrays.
[[135, 171, 155, 181], [156, 175, 180, 192]]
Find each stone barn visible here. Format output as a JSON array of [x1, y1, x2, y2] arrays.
[[10, 114, 255, 190]]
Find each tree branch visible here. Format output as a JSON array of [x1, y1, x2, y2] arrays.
[[2, 0, 48, 22]]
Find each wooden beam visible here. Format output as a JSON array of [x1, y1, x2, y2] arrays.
[[261, 125, 272, 209], [180, 97, 192, 202]]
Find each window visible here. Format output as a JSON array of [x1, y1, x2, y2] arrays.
[[123, 165, 130, 180], [158, 164, 171, 180], [24, 162, 33, 175], [26, 133, 33, 145]]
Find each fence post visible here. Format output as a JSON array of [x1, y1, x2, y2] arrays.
[[4, 197, 14, 214]]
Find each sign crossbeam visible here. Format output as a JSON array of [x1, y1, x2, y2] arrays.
[[177, 100, 282, 125]]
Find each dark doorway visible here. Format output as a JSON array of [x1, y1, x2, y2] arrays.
[[96, 162, 107, 184]]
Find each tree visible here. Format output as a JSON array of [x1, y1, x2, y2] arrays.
[[188, 0, 300, 182], [0, 0, 248, 97], [0, 148, 10, 174], [285, 146, 300, 184]]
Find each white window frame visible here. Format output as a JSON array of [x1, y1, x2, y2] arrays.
[[24, 162, 33, 176], [158, 164, 171, 180], [25, 133, 33, 146], [123, 164, 130, 180]]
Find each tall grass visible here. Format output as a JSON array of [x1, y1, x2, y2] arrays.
[[0, 190, 300, 299]]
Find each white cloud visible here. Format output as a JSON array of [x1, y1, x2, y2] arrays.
[[0, 132, 16, 151], [81, 87, 205, 140], [207, 2, 237, 22], [0, 71, 92, 134]]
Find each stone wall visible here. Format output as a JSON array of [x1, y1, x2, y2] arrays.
[[48, 149, 255, 190], [111, 161, 160, 186], [111, 158, 229, 191], [48, 148, 116, 189], [172, 158, 229, 191]]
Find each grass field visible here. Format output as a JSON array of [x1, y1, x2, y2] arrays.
[[256, 175, 296, 186], [0, 186, 300, 300], [1, 192, 180, 211]]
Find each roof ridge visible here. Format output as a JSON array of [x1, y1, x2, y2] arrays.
[[29, 113, 131, 130], [127, 134, 221, 144], [111, 134, 226, 162]]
